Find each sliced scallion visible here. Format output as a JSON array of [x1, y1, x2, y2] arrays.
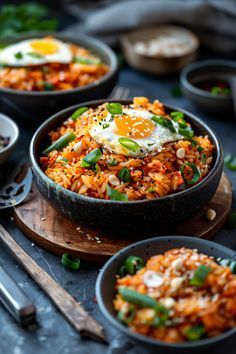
[[117, 305, 135, 325], [44, 82, 54, 91], [124, 256, 144, 275], [107, 102, 122, 115], [228, 212, 236, 228], [71, 106, 88, 121], [202, 153, 207, 164], [106, 185, 128, 201], [180, 162, 201, 185], [151, 115, 176, 133], [170, 111, 184, 121], [224, 154, 236, 171], [118, 137, 140, 152], [185, 325, 205, 341], [61, 253, 80, 270], [81, 148, 102, 167], [190, 265, 211, 287], [14, 51, 23, 59], [27, 51, 43, 59], [42, 132, 76, 155], [73, 56, 102, 65], [118, 167, 131, 183], [107, 158, 118, 166]]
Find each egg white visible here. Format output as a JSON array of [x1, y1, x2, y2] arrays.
[[89, 108, 183, 157], [0, 39, 73, 66]]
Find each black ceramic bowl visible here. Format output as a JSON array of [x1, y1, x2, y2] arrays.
[[180, 60, 236, 116], [30, 99, 223, 235], [0, 32, 118, 121], [96, 236, 236, 353]]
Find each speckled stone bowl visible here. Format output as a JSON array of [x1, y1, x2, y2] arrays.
[[96, 236, 236, 353], [30, 100, 223, 235]]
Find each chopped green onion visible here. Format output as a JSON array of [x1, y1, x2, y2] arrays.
[[190, 265, 212, 287], [228, 212, 236, 228], [61, 253, 80, 270], [170, 86, 183, 98], [44, 82, 54, 91], [81, 148, 102, 167], [107, 158, 118, 166], [189, 138, 198, 147], [185, 325, 205, 341], [73, 56, 102, 65], [118, 287, 159, 309], [118, 265, 127, 277], [118, 287, 169, 320], [151, 316, 162, 327], [27, 51, 43, 59], [117, 305, 135, 324], [224, 154, 236, 171], [118, 137, 140, 152], [178, 125, 194, 138], [218, 258, 236, 273], [202, 153, 207, 164], [147, 187, 155, 193], [211, 86, 231, 96], [42, 132, 76, 155], [107, 102, 123, 115], [151, 115, 175, 133], [170, 111, 184, 121], [102, 123, 110, 129], [56, 157, 68, 163], [71, 106, 88, 121], [180, 162, 201, 185], [124, 256, 144, 275], [197, 145, 204, 152], [106, 185, 128, 201], [118, 167, 131, 183], [14, 51, 23, 59]]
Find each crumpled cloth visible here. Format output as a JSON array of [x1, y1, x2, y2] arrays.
[[63, 0, 236, 52]]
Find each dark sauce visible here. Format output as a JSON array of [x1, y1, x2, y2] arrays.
[[0, 135, 10, 151]]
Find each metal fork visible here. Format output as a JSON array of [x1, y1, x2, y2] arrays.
[[109, 86, 130, 100]]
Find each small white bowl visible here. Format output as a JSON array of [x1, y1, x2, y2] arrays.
[[0, 113, 19, 164]]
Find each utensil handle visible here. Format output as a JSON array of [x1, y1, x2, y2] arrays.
[[0, 225, 106, 343], [0, 264, 36, 326]]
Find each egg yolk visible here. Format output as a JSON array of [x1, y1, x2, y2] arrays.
[[114, 115, 155, 138], [30, 40, 59, 55]]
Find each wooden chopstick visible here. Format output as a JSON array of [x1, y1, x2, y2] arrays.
[[0, 224, 107, 343]]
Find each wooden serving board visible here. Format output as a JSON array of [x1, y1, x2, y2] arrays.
[[14, 174, 232, 263]]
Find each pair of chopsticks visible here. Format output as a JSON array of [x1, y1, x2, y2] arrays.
[[0, 224, 106, 343]]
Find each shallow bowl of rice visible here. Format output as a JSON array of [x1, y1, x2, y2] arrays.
[[30, 98, 223, 235]]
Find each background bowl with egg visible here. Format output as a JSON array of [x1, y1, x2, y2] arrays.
[[30, 99, 223, 235], [0, 32, 118, 121]]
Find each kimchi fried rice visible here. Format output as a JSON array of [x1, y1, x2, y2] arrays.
[[40, 97, 214, 201], [114, 248, 236, 342]]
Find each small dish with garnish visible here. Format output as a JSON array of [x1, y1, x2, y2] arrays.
[[96, 236, 236, 352], [0, 113, 19, 164], [180, 60, 236, 116], [30, 97, 223, 234]]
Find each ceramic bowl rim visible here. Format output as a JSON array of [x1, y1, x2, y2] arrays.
[[0, 31, 118, 97], [30, 99, 223, 206], [0, 112, 19, 154], [96, 235, 236, 349], [180, 59, 236, 101]]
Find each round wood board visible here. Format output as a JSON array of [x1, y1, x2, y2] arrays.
[[14, 174, 232, 263]]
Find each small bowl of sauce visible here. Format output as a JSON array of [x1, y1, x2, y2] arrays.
[[180, 60, 236, 117]]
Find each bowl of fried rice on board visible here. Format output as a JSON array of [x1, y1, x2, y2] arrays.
[[30, 97, 223, 234]]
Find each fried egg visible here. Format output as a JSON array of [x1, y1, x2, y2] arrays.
[[0, 38, 73, 66], [89, 107, 183, 157]]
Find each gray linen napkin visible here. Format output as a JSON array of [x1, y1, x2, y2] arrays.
[[63, 0, 236, 52]]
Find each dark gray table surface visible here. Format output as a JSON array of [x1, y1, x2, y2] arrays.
[[0, 67, 235, 354]]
